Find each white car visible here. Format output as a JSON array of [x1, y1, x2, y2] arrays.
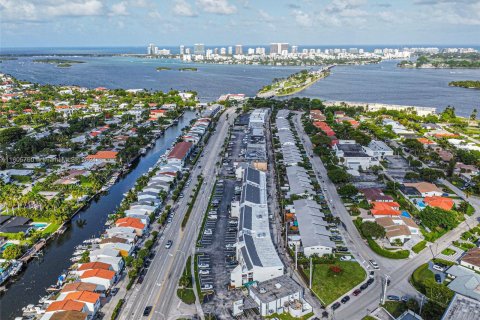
[[198, 263, 210, 269], [198, 269, 210, 275], [204, 229, 213, 235], [369, 259, 380, 270], [340, 256, 352, 261], [201, 284, 213, 290]]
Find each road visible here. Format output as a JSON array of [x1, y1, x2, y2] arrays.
[[293, 112, 480, 319], [118, 108, 236, 320]]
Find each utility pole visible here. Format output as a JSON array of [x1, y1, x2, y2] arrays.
[[382, 274, 390, 304], [419, 295, 425, 315], [309, 256, 312, 289]]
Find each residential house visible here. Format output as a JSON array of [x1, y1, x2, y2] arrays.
[[403, 182, 443, 197], [80, 269, 116, 291], [460, 248, 480, 273], [424, 196, 454, 211]]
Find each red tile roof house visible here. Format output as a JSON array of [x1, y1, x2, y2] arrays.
[[74, 262, 114, 277], [80, 269, 116, 291], [45, 300, 89, 317], [423, 196, 454, 211], [309, 110, 326, 121], [149, 109, 167, 121], [115, 217, 146, 236], [85, 151, 118, 163], [56, 290, 101, 316], [48, 310, 89, 320], [370, 202, 402, 217], [167, 141, 193, 166]]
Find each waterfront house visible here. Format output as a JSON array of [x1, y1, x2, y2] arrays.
[[0, 215, 33, 234], [309, 109, 326, 121], [100, 242, 134, 257], [45, 310, 89, 320], [460, 248, 480, 272], [137, 191, 159, 202], [100, 236, 133, 245], [75, 262, 113, 276], [167, 141, 193, 166], [89, 247, 121, 261], [80, 269, 116, 291], [89, 256, 124, 273], [124, 210, 150, 225], [115, 217, 146, 236], [60, 282, 99, 295], [57, 290, 101, 315], [129, 204, 157, 214], [105, 227, 137, 241], [44, 300, 89, 316]]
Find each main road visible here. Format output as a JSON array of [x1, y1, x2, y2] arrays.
[[118, 107, 236, 320]]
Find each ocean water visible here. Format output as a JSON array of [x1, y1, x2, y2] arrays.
[[1, 53, 479, 116]]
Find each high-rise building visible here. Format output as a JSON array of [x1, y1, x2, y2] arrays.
[[228, 46, 233, 55], [291, 45, 298, 54], [220, 47, 226, 55], [180, 45, 185, 55], [185, 48, 191, 54], [255, 47, 266, 55], [194, 43, 205, 55], [270, 43, 289, 55], [147, 43, 155, 55], [206, 49, 213, 58], [214, 48, 218, 55], [247, 48, 255, 55], [235, 44, 243, 55]]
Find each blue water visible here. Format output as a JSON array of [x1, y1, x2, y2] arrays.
[[401, 211, 411, 218], [417, 201, 426, 208], [1, 49, 480, 116]]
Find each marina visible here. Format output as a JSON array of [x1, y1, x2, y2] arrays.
[[0, 111, 196, 319]]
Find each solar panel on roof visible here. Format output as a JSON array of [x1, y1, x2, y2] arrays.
[[241, 246, 253, 270], [244, 234, 262, 267]]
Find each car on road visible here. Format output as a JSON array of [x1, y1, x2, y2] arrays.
[[353, 289, 362, 296], [143, 306, 152, 316], [369, 260, 380, 269], [435, 274, 442, 283], [369, 271, 375, 277], [387, 295, 400, 301], [137, 275, 144, 284], [331, 302, 341, 310], [401, 296, 409, 302], [340, 296, 350, 304], [340, 256, 352, 261], [165, 240, 173, 249]]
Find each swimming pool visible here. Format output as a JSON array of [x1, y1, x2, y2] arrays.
[[0, 242, 13, 253], [401, 211, 411, 218], [417, 201, 426, 208], [31, 222, 48, 230]]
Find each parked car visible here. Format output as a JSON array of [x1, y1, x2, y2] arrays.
[[340, 256, 352, 261], [143, 306, 152, 316], [198, 269, 210, 275], [198, 262, 210, 269], [165, 240, 173, 249], [401, 296, 409, 302], [367, 278, 374, 285], [201, 284, 213, 290], [111, 288, 119, 296], [341, 296, 350, 304], [433, 264, 446, 272], [331, 302, 341, 310], [360, 283, 369, 290], [435, 274, 442, 283], [369, 271, 375, 277], [353, 289, 362, 296], [387, 295, 400, 301]]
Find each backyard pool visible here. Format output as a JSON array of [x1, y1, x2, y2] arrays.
[[401, 211, 411, 218], [30, 222, 49, 230]]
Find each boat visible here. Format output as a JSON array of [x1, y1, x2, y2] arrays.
[[70, 256, 81, 262], [140, 148, 147, 155], [72, 250, 86, 256], [46, 285, 61, 293], [75, 245, 88, 250]]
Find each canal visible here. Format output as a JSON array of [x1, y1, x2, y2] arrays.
[[0, 110, 197, 319]]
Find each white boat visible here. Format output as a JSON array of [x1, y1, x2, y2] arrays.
[[70, 256, 81, 262]]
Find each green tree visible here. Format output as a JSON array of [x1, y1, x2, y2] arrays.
[[2, 244, 23, 260], [338, 184, 358, 197], [361, 222, 386, 239]]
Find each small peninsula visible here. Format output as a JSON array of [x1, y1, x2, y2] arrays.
[[449, 80, 480, 89], [257, 67, 332, 98]]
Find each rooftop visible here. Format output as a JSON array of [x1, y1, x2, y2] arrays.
[[249, 275, 302, 303]]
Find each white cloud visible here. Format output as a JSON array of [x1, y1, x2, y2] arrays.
[[0, 0, 104, 22], [195, 0, 236, 15], [258, 9, 273, 22], [173, 0, 197, 17], [292, 10, 314, 27], [110, 2, 129, 16]]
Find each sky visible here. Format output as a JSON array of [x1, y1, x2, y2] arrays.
[[0, 0, 479, 48]]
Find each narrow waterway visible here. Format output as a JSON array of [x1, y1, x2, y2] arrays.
[[0, 110, 196, 319]]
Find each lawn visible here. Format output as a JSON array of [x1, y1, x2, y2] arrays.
[[441, 248, 456, 256], [266, 312, 314, 320], [412, 240, 427, 254], [41, 222, 60, 236], [410, 263, 435, 293], [382, 301, 407, 318], [305, 261, 366, 305], [177, 288, 196, 305]]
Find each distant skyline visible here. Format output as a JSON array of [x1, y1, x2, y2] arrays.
[[1, 0, 480, 48]]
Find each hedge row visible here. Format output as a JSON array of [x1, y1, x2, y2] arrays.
[[367, 238, 410, 259]]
